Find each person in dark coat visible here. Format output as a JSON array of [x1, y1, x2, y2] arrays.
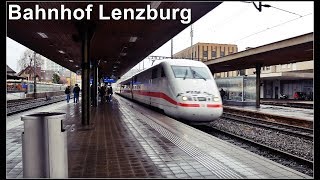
[[107, 85, 113, 102], [65, 86, 71, 103], [100, 85, 106, 103], [220, 88, 226, 100], [73, 84, 80, 103]]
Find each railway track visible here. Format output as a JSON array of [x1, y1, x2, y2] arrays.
[[194, 124, 313, 177], [222, 112, 313, 140], [6, 95, 74, 115]]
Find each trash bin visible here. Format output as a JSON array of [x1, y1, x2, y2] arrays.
[[21, 112, 68, 178]]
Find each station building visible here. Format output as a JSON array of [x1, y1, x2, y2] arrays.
[[173, 43, 313, 100], [173, 43, 240, 78]]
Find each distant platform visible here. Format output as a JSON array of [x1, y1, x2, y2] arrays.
[[224, 104, 313, 122], [6, 92, 26, 100]]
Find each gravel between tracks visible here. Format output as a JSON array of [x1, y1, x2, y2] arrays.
[[209, 119, 313, 161]]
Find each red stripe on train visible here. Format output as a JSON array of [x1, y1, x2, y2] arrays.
[[207, 104, 222, 108], [121, 90, 222, 108]]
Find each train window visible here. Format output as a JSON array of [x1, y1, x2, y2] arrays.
[[171, 66, 193, 79], [190, 67, 211, 79], [171, 66, 211, 80], [161, 68, 166, 77], [152, 68, 158, 79]]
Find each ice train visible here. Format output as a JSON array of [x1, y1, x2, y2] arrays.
[[116, 59, 223, 123]]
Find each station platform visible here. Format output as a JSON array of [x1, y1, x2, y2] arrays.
[[261, 99, 313, 105], [6, 94, 312, 178], [224, 104, 314, 122]]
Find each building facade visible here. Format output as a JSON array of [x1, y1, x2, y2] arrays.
[[173, 43, 239, 77], [173, 42, 238, 61], [41, 57, 66, 72], [41, 57, 79, 86], [246, 60, 313, 99]]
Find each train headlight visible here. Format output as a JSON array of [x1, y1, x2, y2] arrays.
[[182, 96, 192, 101], [213, 96, 220, 101]]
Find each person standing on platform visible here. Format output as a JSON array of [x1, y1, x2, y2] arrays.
[[65, 86, 71, 103], [107, 85, 113, 102], [73, 84, 81, 103], [220, 88, 226, 100], [100, 85, 106, 103]]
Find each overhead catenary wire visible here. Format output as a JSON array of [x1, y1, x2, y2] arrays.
[[241, 1, 303, 17], [270, 6, 303, 17], [232, 12, 312, 43]]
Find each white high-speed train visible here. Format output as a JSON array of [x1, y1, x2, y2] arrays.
[[116, 59, 223, 123]]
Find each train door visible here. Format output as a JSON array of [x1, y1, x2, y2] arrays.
[[131, 78, 133, 99], [148, 78, 152, 105], [150, 68, 158, 106]]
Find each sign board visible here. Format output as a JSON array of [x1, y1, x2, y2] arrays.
[[103, 78, 116, 83]]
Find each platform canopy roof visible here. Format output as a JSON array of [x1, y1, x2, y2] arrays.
[[7, 2, 222, 78], [205, 32, 313, 73]]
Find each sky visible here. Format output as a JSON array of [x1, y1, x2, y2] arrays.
[[6, 1, 314, 75]]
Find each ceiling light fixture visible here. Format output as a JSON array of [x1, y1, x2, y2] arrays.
[[69, 60, 74, 62], [129, 36, 138, 42], [120, 52, 127, 56], [37, 32, 48, 38], [104, 60, 107, 63], [58, 50, 65, 54]]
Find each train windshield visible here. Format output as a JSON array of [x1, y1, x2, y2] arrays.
[[171, 66, 211, 80]]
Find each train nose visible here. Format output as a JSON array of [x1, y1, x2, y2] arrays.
[[178, 105, 223, 122]]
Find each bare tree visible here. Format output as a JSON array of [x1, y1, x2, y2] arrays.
[[17, 49, 44, 71]]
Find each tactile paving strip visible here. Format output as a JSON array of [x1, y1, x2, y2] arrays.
[[118, 100, 244, 179]]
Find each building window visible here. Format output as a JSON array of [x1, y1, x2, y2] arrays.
[[239, 69, 245, 75], [266, 66, 270, 70], [203, 51, 208, 58], [229, 47, 233, 54], [220, 51, 225, 57], [211, 51, 216, 58]]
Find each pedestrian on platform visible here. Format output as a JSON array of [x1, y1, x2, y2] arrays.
[[73, 84, 80, 103], [220, 88, 226, 100], [65, 86, 71, 103], [107, 85, 113, 102], [100, 85, 106, 103]]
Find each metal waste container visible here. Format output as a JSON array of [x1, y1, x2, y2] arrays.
[[21, 112, 68, 178]]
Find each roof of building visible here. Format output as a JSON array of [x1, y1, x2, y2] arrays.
[[6, 65, 16, 74], [17, 66, 42, 77]]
